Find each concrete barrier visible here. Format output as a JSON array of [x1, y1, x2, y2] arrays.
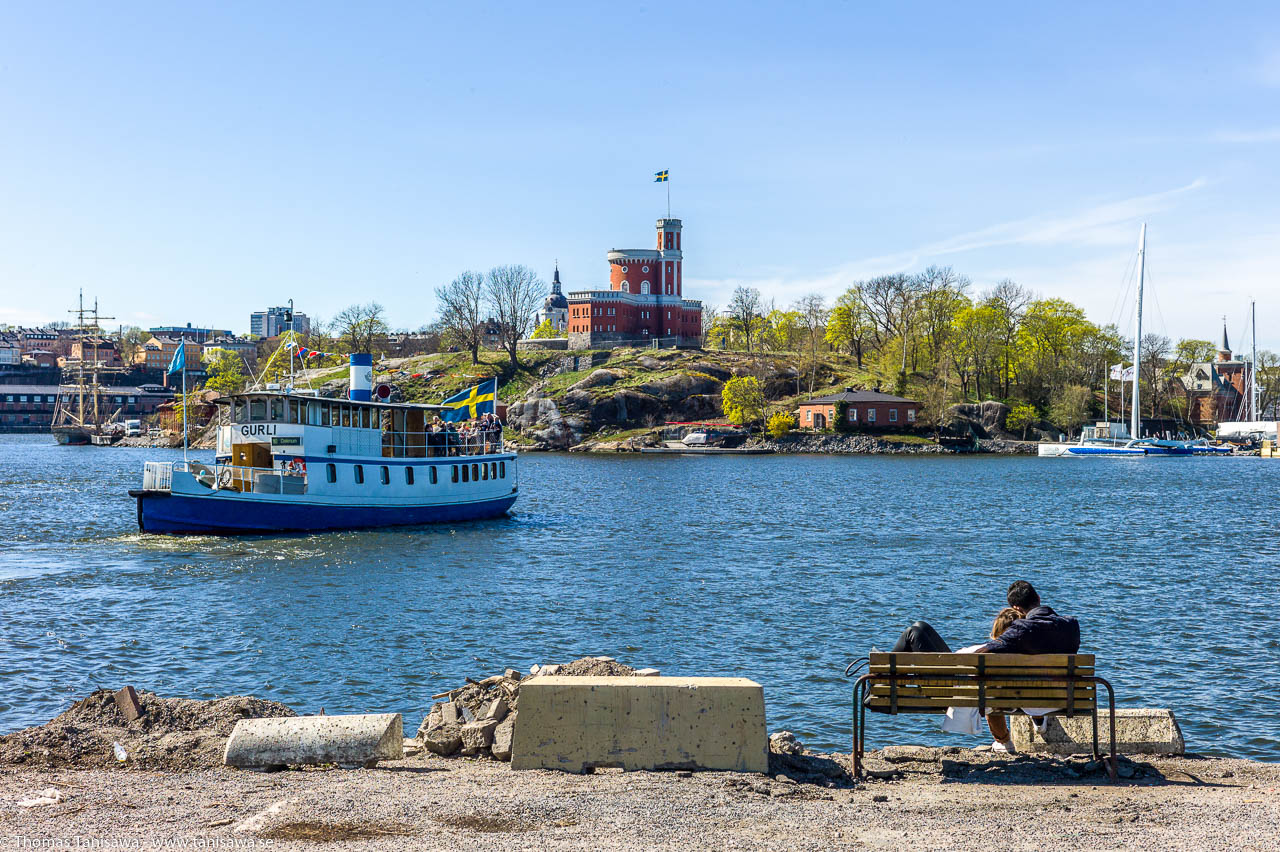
[[1011, 708, 1185, 756], [511, 676, 767, 773], [223, 713, 403, 769]]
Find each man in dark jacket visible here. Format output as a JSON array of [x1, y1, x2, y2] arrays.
[[978, 580, 1081, 751]]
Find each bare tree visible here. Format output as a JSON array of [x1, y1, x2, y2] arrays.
[[436, 271, 486, 364], [485, 265, 543, 367], [987, 278, 1032, 395], [700, 303, 719, 342], [728, 286, 763, 353], [794, 293, 828, 393], [332, 302, 389, 355]]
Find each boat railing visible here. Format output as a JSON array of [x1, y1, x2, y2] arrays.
[[142, 461, 174, 492], [378, 430, 505, 459]]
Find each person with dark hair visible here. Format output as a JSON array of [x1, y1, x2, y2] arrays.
[[886, 580, 1080, 753], [977, 580, 1081, 753]]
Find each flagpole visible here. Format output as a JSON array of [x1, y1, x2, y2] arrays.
[[181, 343, 189, 461]]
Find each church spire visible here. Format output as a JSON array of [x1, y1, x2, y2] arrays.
[[1221, 317, 1230, 355], [551, 263, 562, 294]]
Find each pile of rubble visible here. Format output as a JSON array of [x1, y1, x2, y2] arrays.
[[414, 657, 654, 761]]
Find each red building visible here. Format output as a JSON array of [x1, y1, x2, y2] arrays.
[[795, 388, 919, 431], [566, 217, 702, 349]]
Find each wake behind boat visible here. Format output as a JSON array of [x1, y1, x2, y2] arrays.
[[128, 357, 517, 535]]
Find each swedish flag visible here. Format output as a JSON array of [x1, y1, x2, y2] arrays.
[[440, 377, 497, 422], [654, 170, 669, 182]]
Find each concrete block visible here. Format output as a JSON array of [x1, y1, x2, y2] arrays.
[[114, 686, 143, 722], [491, 718, 515, 761], [439, 702, 460, 726], [460, 719, 499, 755], [423, 723, 462, 756], [511, 676, 767, 774], [482, 698, 508, 723], [223, 713, 403, 769], [1011, 708, 1185, 756], [634, 668, 661, 677]]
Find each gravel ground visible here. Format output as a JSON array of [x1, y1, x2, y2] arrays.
[[4, 748, 1278, 850]]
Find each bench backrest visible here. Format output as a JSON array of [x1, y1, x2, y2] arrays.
[[864, 652, 1096, 714]]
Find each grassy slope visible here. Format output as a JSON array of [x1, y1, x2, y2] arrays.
[[341, 346, 937, 443]]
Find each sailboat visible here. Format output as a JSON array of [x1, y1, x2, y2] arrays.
[[51, 294, 126, 445], [1216, 301, 1275, 443], [1039, 224, 1204, 457]]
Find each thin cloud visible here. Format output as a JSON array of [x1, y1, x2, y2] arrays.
[[1211, 128, 1280, 143], [692, 179, 1208, 309]]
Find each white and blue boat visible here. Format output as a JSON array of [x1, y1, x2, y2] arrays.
[[129, 360, 516, 535]]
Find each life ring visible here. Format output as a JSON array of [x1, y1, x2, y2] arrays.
[[218, 468, 234, 488]]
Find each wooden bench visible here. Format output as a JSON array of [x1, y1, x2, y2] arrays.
[[850, 652, 1116, 780]]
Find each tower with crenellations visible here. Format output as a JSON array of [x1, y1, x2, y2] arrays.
[[566, 215, 701, 349]]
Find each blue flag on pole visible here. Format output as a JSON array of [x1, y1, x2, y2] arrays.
[[654, 170, 669, 182], [167, 343, 186, 375], [440, 378, 497, 422]]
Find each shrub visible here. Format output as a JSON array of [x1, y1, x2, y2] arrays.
[[766, 412, 796, 439]]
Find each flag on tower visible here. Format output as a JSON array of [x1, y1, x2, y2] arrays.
[[654, 170, 669, 182]]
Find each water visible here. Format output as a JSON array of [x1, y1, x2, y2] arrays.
[[1, 433, 1277, 759]]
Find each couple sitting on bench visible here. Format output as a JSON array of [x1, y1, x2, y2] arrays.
[[891, 580, 1080, 753]]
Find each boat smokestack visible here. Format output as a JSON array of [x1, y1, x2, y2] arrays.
[[349, 354, 373, 401]]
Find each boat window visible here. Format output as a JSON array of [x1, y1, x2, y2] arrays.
[[482, 463, 488, 480], [490, 462, 497, 479], [341, 406, 351, 428], [271, 398, 283, 421], [232, 400, 244, 423], [461, 464, 469, 483], [500, 461, 506, 478], [250, 399, 267, 421], [380, 465, 390, 485], [452, 465, 458, 483], [326, 463, 336, 483], [405, 466, 414, 485], [471, 463, 479, 482], [354, 464, 364, 484], [430, 467, 438, 485], [307, 402, 320, 425], [288, 401, 301, 424], [321, 404, 331, 426]]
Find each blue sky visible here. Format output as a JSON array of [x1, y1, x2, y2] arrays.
[[2, 1, 1278, 349]]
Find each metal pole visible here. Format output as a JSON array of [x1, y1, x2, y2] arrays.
[[1251, 300, 1258, 422], [182, 345, 189, 461], [1130, 224, 1145, 439]]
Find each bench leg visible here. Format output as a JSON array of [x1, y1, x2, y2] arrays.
[[1092, 677, 1118, 782], [851, 676, 870, 781]]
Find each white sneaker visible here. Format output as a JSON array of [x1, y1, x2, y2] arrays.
[[1033, 717, 1049, 735], [991, 739, 1017, 754]]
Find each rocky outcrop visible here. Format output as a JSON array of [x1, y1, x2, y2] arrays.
[[505, 393, 583, 450], [944, 401, 1012, 439], [763, 434, 948, 454]]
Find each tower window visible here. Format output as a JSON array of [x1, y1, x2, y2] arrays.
[[621, 265, 628, 272], [642, 265, 649, 273], [641, 282, 649, 294]]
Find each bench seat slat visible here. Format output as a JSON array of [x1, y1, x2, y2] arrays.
[[865, 699, 1097, 712], [870, 652, 1093, 668], [867, 678, 1096, 690], [865, 685, 1095, 695], [869, 666, 1093, 677]]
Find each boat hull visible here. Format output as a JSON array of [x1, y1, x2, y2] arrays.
[[131, 490, 518, 535]]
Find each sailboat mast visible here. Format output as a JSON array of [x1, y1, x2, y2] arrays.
[[1130, 224, 1145, 439], [1251, 300, 1258, 422]]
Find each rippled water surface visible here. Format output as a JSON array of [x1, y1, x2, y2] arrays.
[[1, 433, 1278, 759]]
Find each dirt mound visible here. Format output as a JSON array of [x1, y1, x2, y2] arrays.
[[556, 658, 637, 677], [0, 689, 296, 771]]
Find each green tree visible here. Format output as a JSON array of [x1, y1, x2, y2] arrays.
[[766, 411, 796, 439], [1005, 402, 1039, 440], [722, 376, 766, 426], [203, 348, 247, 395], [825, 286, 875, 367], [530, 318, 560, 339], [1049, 384, 1093, 437]]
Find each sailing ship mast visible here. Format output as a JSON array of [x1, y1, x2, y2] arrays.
[[1251, 300, 1258, 422], [1130, 224, 1146, 440]]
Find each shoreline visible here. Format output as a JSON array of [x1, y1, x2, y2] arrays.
[[4, 749, 1277, 850]]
